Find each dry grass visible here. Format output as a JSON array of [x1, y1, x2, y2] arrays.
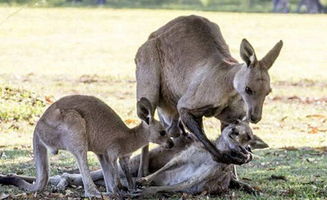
[[0, 8, 326, 81]]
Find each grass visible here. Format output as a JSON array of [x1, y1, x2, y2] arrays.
[[0, 0, 326, 13], [0, 7, 326, 199]]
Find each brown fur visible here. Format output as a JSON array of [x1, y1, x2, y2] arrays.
[[137, 121, 255, 196], [135, 15, 282, 167], [0, 95, 173, 197]]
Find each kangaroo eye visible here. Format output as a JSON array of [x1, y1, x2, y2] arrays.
[[160, 131, 166, 136], [245, 87, 253, 95], [233, 131, 239, 136]]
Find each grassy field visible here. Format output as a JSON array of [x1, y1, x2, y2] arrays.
[[0, 7, 326, 199]]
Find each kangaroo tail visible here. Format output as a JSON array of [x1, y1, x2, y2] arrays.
[[0, 130, 49, 191]]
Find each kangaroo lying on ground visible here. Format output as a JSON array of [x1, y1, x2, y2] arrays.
[[136, 121, 256, 197], [0, 95, 173, 197], [136, 15, 283, 172]]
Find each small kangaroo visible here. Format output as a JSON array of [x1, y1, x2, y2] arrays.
[[136, 121, 255, 196], [136, 15, 283, 167], [0, 95, 173, 197]]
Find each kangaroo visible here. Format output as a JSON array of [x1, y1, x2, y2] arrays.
[[135, 121, 255, 197], [135, 15, 283, 169], [0, 95, 173, 197]]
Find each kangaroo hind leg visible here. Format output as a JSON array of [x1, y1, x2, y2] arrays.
[[60, 109, 101, 197]]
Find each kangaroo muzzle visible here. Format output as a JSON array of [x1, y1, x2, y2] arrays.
[[165, 139, 174, 149], [247, 107, 262, 124]]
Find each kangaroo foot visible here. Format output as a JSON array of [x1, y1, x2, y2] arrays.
[[84, 188, 102, 198]]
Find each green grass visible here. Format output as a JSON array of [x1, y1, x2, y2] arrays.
[[0, 8, 326, 199]]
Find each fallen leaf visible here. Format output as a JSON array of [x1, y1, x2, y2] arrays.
[[124, 119, 138, 125], [314, 147, 327, 152], [306, 114, 327, 119], [272, 96, 282, 101], [288, 96, 301, 101], [252, 185, 263, 192], [308, 127, 319, 134], [45, 96, 54, 104], [280, 146, 298, 151], [280, 116, 288, 122]]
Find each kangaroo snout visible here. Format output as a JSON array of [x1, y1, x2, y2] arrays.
[[165, 139, 174, 149], [250, 104, 263, 124], [249, 115, 261, 124], [247, 108, 261, 123]]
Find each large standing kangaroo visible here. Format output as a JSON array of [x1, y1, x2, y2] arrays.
[[135, 15, 283, 169]]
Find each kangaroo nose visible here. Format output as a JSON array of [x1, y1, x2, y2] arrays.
[[166, 140, 174, 149], [250, 115, 261, 123]]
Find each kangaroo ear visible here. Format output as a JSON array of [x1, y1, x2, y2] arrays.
[[240, 39, 257, 67], [260, 40, 283, 70], [137, 97, 153, 125], [249, 134, 269, 150]]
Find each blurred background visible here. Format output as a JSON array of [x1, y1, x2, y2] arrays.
[[1, 0, 327, 13], [0, 0, 326, 199]]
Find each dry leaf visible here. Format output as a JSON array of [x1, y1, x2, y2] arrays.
[[314, 147, 327, 152], [306, 114, 326, 119], [280, 116, 288, 122], [125, 119, 138, 125], [45, 96, 54, 104], [308, 127, 319, 134], [280, 146, 298, 151], [253, 185, 263, 192]]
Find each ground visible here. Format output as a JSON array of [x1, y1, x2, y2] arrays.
[[0, 8, 326, 199]]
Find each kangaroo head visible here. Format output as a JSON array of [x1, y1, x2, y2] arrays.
[[137, 97, 174, 149], [222, 120, 254, 146], [216, 120, 254, 162], [233, 39, 283, 123]]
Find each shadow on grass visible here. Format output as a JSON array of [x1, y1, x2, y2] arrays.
[[0, 147, 326, 199], [237, 147, 327, 199]]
